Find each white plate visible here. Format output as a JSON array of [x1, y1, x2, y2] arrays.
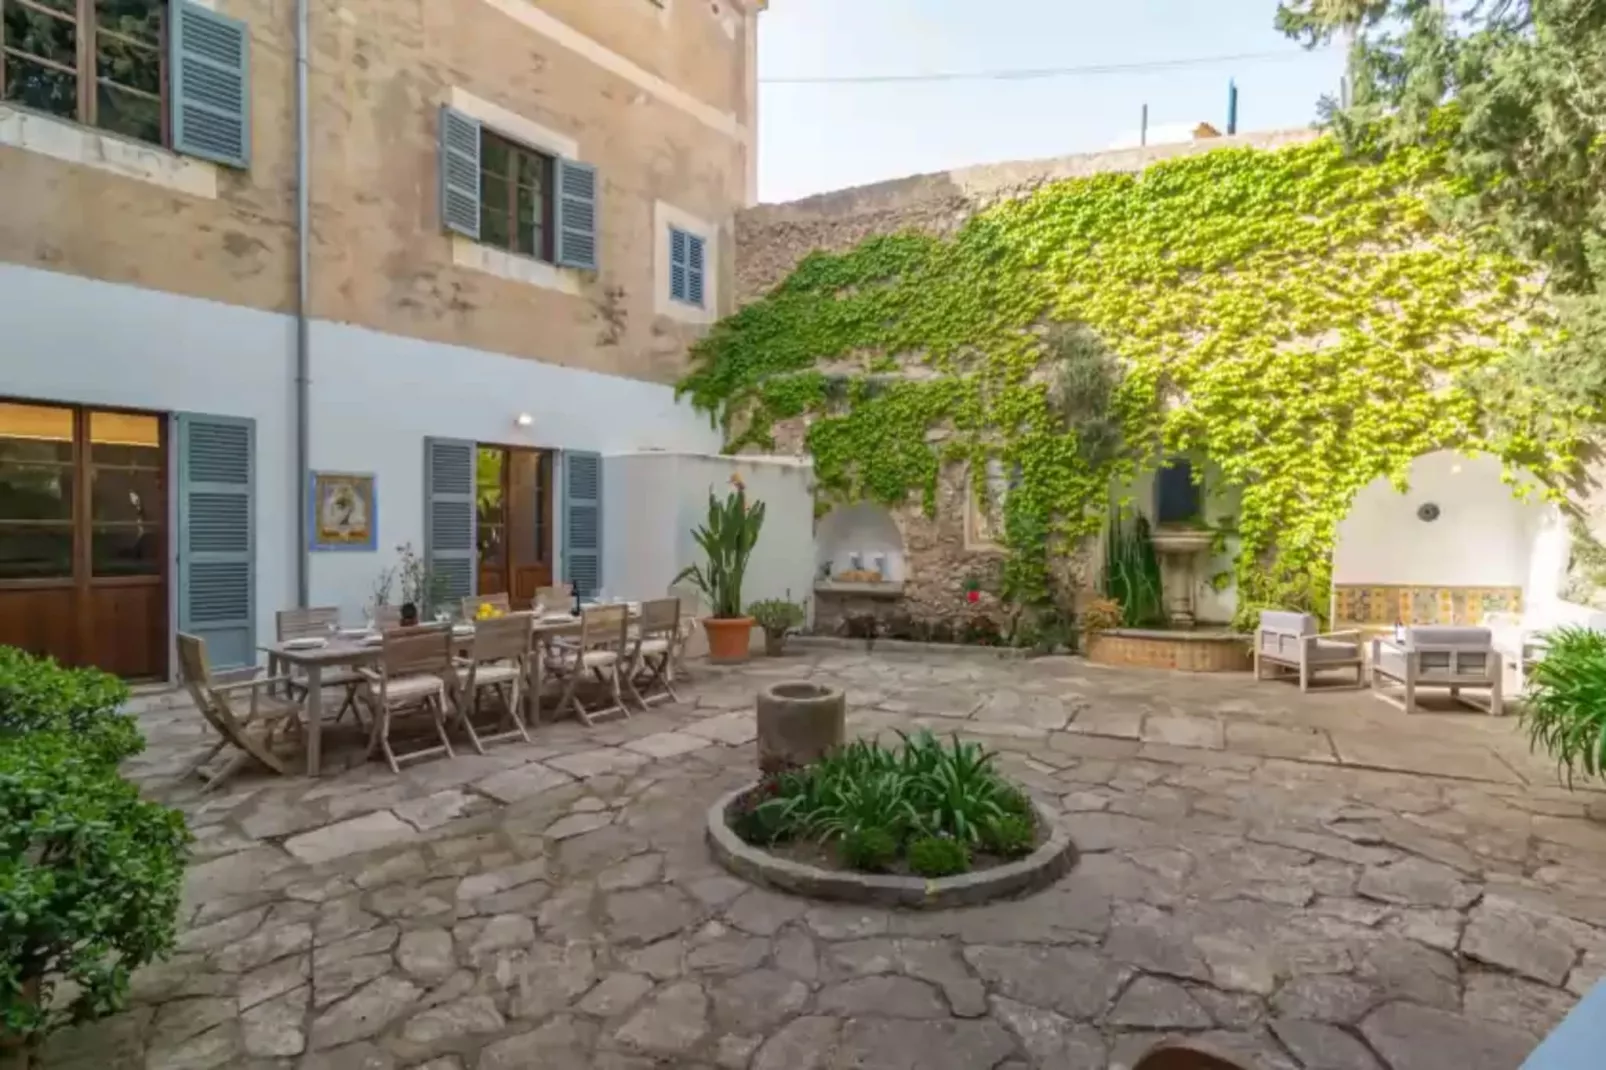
[[452, 624, 475, 636], [337, 628, 370, 639], [283, 637, 326, 650], [361, 634, 384, 646]]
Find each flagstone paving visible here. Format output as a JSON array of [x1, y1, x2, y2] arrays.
[[43, 644, 1606, 1069]]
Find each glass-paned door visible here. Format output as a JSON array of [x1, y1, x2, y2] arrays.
[[475, 444, 553, 608], [0, 400, 168, 678]]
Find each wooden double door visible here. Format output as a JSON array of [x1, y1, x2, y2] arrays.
[[475, 445, 555, 608], [0, 400, 168, 679]]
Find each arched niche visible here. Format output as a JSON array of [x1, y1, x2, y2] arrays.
[[816, 502, 906, 582]]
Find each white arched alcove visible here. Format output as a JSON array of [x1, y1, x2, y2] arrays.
[[816, 502, 907, 582], [1333, 450, 1567, 609]]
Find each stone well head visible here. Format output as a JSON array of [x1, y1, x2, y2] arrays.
[[755, 681, 846, 773]]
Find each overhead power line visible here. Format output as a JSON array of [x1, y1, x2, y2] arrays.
[[760, 49, 1307, 86]]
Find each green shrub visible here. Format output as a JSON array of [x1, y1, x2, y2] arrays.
[[1, 733, 191, 1042], [908, 835, 970, 877], [0, 647, 139, 767], [838, 826, 898, 872], [981, 813, 1036, 857], [1521, 626, 1606, 785]]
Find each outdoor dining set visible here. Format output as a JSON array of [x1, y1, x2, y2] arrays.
[[177, 587, 694, 789]]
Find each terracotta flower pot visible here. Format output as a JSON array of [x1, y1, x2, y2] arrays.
[[703, 616, 755, 663]]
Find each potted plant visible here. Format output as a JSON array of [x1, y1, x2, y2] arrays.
[[1519, 625, 1606, 790], [750, 594, 807, 656], [675, 475, 767, 662], [394, 542, 447, 626]]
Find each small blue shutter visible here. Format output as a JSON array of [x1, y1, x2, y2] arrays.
[[669, 227, 689, 303], [687, 234, 706, 308], [170, 1, 251, 167], [424, 438, 476, 611], [562, 452, 602, 598], [554, 159, 599, 270], [177, 414, 255, 669], [439, 107, 481, 239]]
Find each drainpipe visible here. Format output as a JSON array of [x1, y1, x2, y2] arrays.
[[294, 0, 311, 607]]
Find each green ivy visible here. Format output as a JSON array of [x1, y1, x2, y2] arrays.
[[678, 138, 1585, 626]]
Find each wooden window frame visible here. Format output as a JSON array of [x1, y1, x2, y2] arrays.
[[479, 129, 556, 263], [0, 0, 170, 148]]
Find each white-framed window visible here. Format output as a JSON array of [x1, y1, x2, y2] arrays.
[[669, 226, 706, 308]]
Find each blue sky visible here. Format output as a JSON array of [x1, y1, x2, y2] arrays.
[[755, 0, 1345, 202]]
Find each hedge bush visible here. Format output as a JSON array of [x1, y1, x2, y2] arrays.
[[0, 648, 140, 767], [0, 649, 189, 1047]]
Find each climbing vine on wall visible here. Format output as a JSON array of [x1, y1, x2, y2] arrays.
[[677, 138, 1588, 626]]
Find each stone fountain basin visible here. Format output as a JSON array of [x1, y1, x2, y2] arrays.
[[1150, 527, 1213, 554]]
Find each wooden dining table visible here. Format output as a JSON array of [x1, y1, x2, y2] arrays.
[[259, 610, 625, 776]]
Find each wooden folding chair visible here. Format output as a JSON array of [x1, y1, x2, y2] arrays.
[[276, 607, 365, 728], [358, 625, 458, 774], [535, 584, 574, 615], [373, 604, 403, 630], [177, 633, 300, 792], [625, 598, 681, 709], [456, 613, 533, 749], [550, 604, 630, 725], [668, 584, 704, 682], [462, 592, 511, 620]]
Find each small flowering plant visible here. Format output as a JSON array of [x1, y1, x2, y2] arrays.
[[962, 574, 984, 604]]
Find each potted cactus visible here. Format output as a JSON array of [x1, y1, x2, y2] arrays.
[[675, 476, 767, 662]]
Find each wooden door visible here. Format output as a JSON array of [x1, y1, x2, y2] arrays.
[[0, 401, 168, 678], [506, 448, 553, 607]]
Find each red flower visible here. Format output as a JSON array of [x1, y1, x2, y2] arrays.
[[967, 590, 980, 604]]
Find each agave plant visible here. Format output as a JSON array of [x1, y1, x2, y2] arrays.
[[674, 480, 767, 619], [1521, 626, 1606, 787]]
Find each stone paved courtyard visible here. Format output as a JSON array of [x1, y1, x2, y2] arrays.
[[41, 642, 1606, 1070]]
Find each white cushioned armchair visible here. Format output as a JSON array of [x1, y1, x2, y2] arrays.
[[1370, 625, 1502, 716], [1254, 610, 1365, 692]]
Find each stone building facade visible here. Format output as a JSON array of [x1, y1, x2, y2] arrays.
[[734, 129, 1316, 634], [0, 0, 765, 677]]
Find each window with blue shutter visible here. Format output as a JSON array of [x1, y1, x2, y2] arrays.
[[424, 438, 476, 610], [669, 226, 706, 307], [439, 107, 482, 240], [1156, 459, 1200, 525], [171, 1, 251, 167], [554, 158, 599, 270], [561, 452, 602, 598], [177, 414, 255, 669]]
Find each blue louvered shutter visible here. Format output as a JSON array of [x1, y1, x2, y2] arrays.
[[562, 452, 602, 598], [170, 1, 251, 167], [177, 414, 255, 669], [424, 438, 476, 611], [687, 233, 706, 307], [669, 227, 689, 303], [439, 107, 481, 239], [554, 159, 598, 270]]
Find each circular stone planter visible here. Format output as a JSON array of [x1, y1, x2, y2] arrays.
[[756, 681, 846, 774], [706, 784, 1078, 909]]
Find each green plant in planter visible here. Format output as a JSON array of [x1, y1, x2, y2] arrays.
[[908, 834, 970, 877], [749, 594, 807, 655], [1, 733, 191, 1045], [1520, 626, 1606, 786], [1103, 514, 1165, 627], [676, 479, 766, 617]]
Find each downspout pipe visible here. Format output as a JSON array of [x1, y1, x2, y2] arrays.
[[294, 0, 311, 607]]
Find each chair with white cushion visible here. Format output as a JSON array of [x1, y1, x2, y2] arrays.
[[1253, 610, 1364, 692], [549, 604, 630, 725], [1370, 625, 1502, 716], [456, 613, 533, 749], [626, 597, 682, 709], [358, 625, 458, 773]]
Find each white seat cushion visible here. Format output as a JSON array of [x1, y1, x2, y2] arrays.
[[637, 638, 672, 656], [581, 650, 618, 668], [471, 664, 521, 686], [376, 675, 444, 702]]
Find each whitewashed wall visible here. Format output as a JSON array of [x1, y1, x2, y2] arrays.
[[606, 453, 816, 651], [1333, 451, 1560, 599], [2, 263, 725, 667]]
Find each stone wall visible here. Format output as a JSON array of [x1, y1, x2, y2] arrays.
[[738, 131, 1313, 630], [0, 0, 759, 386]]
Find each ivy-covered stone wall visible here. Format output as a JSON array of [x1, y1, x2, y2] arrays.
[[687, 131, 1590, 631]]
